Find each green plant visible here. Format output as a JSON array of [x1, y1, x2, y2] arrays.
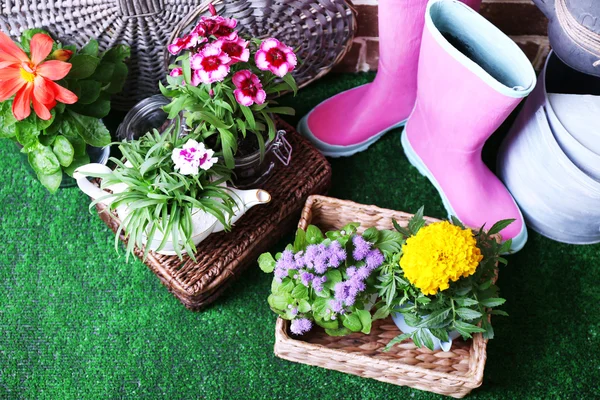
[[87, 121, 236, 261], [160, 8, 297, 169], [373, 210, 512, 351], [258, 224, 402, 336], [0, 28, 129, 192]]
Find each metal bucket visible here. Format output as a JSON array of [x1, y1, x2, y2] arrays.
[[498, 51, 600, 244]]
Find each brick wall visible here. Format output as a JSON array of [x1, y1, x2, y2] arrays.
[[335, 0, 550, 72]]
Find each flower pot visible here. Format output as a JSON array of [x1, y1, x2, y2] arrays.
[[117, 95, 292, 189], [73, 163, 271, 255], [391, 311, 461, 352]]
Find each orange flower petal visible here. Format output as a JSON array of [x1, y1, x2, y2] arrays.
[[33, 75, 55, 105], [37, 60, 72, 80], [0, 31, 29, 63], [12, 82, 33, 121], [32, 95, 52, 120], [29, 33, 54, 66], [0, 65, 21, 80], [0, 77, 25, 101], [46, 79, 78, 104]]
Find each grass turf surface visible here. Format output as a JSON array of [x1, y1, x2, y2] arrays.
[[1, 73, 599, 399]]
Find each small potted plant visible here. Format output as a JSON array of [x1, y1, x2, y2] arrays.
[[374, 210, 512, 351], [0, 29, 129, 192], [260, 207, 511, 351], [259, 223, 399, 336], [74, 119, 271, 260], [160, 4, 297, 186]]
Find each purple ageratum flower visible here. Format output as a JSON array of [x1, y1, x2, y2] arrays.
[[365, 249, 385, 270], [356, 266, 371, 280], [349, 277, 366, 292], [352, 235, 371, 261], [290, 307, 298, 316], [312, 276, 327, 292], [274, 250, 296, 281], [300, 272, 314, 287], [313, 253, 328, 274], [329, 240, 347, 262], [329, 300, 344, 313], [304, 245, 318, 263], [290, 318, 312, 335], [346, 266, 357, 277]]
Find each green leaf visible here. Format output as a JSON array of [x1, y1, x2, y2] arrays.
[[415, 328, 435, 351], [28, 142, 61, 175], [480, 298, 506, 308], [67, 112, 111, 147], [291, 284, 308, 300], [376, 230, 404, 254], [453, 321, 486, 338], [392, 219, 411, 237], [297, 299, 311, 313], [342, 313, 362, 332], [265, 106, 295, 116], [314, 317, 338, 330], [52, 135, 75, 167], [90, 62, 116, 83], [383, 332, 412, 351], [67, 55, 101, 79], [80, 39, 99, 57], [455, 307, 483, 320], [490, 310, 509, 317], [311, 297, 329, 316], [282, 73, 298, 96], [293, 228, 306, 252], [76, 80, 102, 104], [430, 328, 450, 342], [258, 253, 276, 273], [355, 309, 373, 334], [487, 219, 515, 236], [455, 297, 478, 307], [372, 306, 390, 321], [101, 44, 130, 62], [15, 124, 39, 147], [240, 105, 256, 129], [268, 294, 291, 311], [408, 206, 426, 234], [324, 270, 342, 289], [105, 61, 128, 94], [37, 169, 62, 193], [324, 327, 351, 336], [69, 96, 111, 119], [416, 308, 451, 329], [450, 215, 466, 229], [305, 225, 324, 244], [361, 227, 379, 243]]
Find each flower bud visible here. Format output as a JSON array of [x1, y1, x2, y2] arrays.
[[208, 3, 217, 15], [51, 49, 73, 61]]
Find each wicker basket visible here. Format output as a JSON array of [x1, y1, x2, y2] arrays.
[[95, 118, 331, 310], [0, 0, 355, 109], [273, 195, 490, 398]]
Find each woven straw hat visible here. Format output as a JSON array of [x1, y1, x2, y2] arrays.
[[1, 0, 355, 109]]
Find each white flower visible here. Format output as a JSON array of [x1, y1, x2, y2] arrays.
[[171, 139, 218, 176]]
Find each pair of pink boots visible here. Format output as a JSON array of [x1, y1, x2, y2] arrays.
[[298, 0, 536, 251]]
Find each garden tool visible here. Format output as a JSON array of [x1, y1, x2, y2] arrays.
[[402, 0, 536, 252], [534, 0, 600, 78], [298, 0, 481, 157]]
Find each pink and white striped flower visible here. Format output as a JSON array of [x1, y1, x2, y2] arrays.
[[167, 33, 206, 55], [196, 15, 237, 38], [214, 33, 249, 64], [232, 70, 266, 107], [171, 139, 217, 176], [189, 44, 231, 84], [169, 67, 183, 77], [255, 38, 297, 77]]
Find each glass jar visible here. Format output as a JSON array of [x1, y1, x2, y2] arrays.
[[117, 95, 293, 189]]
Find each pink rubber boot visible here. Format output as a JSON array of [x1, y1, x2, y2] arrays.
[[298, 0, 481, 157], [402, 0, 536, 251]]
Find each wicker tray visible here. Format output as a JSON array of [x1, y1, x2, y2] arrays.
[[273, 195, 489, 398], [95, 119, 331, 310]]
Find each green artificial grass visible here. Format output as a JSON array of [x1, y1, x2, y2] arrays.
[[1, 73, 599, 399]]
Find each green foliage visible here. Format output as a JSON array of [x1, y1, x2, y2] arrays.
[[377, 210, 510, 351], [85, 121, 236, 261], [1, 31, 129, 192]]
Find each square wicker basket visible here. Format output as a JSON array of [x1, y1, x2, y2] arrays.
[[273, 195, 490, 398], [95, 119, 331, 310]]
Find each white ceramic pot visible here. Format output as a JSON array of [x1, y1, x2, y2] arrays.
[[73, 163, 271, 255], [391, 312, 461, 352]]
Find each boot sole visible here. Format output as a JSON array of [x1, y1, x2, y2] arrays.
[[401, 129, 528, 254], [298, 115, 407, 158]]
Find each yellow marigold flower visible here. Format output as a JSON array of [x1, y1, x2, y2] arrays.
[[400, 221, 483, 295]]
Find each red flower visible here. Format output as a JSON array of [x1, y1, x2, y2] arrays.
[[232, 70, 266, 106], [0, 31, 77, 120]]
